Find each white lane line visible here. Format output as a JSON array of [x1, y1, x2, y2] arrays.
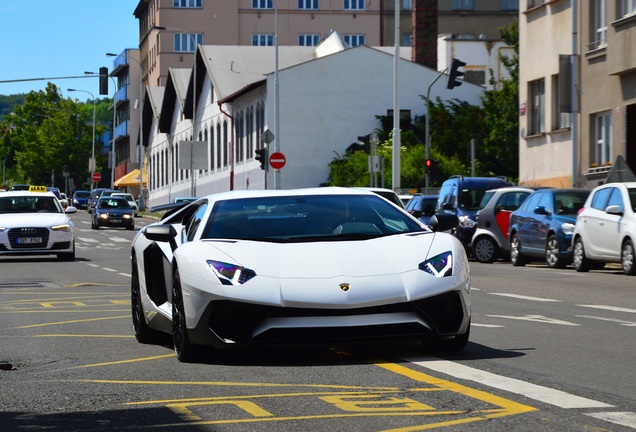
[[579, 304, 636, 314], [77, 237, 98, 243], [586, 412, 636, 430], [472, 323, 505, 328], [105, 236, 130, 243], [486, 314, 579, 326], [404, 356, 613, 409], [102, 268, 118, 273], [489, 293, 560, 302], [576, 315, 636, 326]]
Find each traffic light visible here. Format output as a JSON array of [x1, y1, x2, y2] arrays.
[[425, 158, 432, 173], [425, 159, 438, 181], [447, 58, 466, 90], [255, 147, 268, 170], [99, 67, 109, 95]]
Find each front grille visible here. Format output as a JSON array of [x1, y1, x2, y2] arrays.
[[7, 227, 50, 249], [205, 291, 466, 344]]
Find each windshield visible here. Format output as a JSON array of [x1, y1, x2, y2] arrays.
[[201, 194, 426, 242], [0, 196, 63, 214]]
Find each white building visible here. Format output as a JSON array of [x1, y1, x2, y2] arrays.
[[143, 33, 485, 207]]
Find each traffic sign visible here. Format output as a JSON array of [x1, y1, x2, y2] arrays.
[[92, 172, 102, 182], [269, 152, 286, 170]]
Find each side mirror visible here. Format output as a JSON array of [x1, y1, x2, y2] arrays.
[[605, 205, 623, 216], [442, 202, 455, 211], [412, 209, 423, 218], [534, 206, 548, 215], [428, 214, 460, 232]]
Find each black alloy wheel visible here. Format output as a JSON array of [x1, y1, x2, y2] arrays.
[[172, 269, 197, 362]]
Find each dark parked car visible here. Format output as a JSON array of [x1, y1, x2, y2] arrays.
[[437, 175, 515, 254], [91, 196, 135, 230], [405, 194, 439, 226], [508, 188, 590, 268], [471, 187, 536, 263], [72, 190, 91, 209]]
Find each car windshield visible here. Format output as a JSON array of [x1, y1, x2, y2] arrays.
[[554, 192, 589, 216], [201, 194, 426, 242], [477, 191, 496, 210], [0, 196, 63, 214], [99, 199, 130, 209], [74, 191, 90, 198], [458, 188, 490, 211]]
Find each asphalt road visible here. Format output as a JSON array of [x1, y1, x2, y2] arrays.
[[1, 209, 635, 431]]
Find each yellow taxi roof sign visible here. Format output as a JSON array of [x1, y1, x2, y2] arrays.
[[29, 185, 47, 192]]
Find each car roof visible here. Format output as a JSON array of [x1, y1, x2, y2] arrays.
[[1, 191, 57, 198]]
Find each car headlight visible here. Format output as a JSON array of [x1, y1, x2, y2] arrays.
[[51, 224, 71, 232], [419, 252, 453, 278], [561, 222, 575, 235], [458, 216, 477, 228], [99, 214, 108, 220], [123, 214, 132, 219], [0, 227, 6, 232], [207, 260, 256, 285]]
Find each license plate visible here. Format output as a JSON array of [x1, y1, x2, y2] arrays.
[[17, 237, 42, 244], [110, 219, 122, 223]]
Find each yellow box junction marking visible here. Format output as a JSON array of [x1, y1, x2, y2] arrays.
[[80, 360, 535, 429]]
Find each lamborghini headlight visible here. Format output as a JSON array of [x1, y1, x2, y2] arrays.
[[419, 252, 453, 278], [207, 260, 256, 285]]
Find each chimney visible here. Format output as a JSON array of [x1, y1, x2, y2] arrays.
[[411, 0, 438, 70]]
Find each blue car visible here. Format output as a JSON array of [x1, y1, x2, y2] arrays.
[[72, 190, 91, 209], [508, 188, 590, 268]]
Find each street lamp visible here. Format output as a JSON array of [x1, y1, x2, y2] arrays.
[[106, 52, 145, 211], [68, 88, 96, 191], [152, 26, 198, 196]]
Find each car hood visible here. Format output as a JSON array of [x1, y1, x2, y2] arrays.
[[0, 213, 71, 228], [201, 233, 442, 278]]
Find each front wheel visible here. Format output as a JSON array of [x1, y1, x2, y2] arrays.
[[472, 236, 499, 263], [546, 235, 566, 269], [172, 270, 198, 362], [131, 256, 161, 344], [429, 320, 470, 352], [510, 233, 526, 267], [622, 239, 636, 275], [573, 237, 591, 272]]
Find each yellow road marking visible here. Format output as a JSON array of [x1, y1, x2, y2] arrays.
[[38, 334, 134, 338], [74, 354, 176, 368], [18, 315, 128, 328]]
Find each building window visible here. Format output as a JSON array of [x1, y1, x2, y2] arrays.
[[299, 34, 320, 46], [252, 34, 274, 46], [452, 0, 474, 10], [401, 33, 412, 46], [402, 0, 412, 10], [622, 0, 636, 17], [464, 70, 486, 87], [501, 0, 518, 11], [344, 0, 364, 10], [298, 0, 319, 9], [252, 0, 273, 9], [527, 0, 545, 8], [173, 0, 201, 7], [174, 33, 203, 52], [594, 112, 612, 166], [552, 73, 572, 130], [591, 0, 607, 50], [344, 34, 365, 46], [530, 79, 545, 135]]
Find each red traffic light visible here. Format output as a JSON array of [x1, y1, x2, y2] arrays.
[[425, 159, 432, 168]]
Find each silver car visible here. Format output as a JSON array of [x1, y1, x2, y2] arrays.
[[471, 187, 536, 263]]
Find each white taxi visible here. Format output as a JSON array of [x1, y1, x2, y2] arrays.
[[0, 188, 77, 261]]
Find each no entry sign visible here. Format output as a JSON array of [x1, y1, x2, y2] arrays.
[[269, 152, 286, 170], [92, 172, 102, 182]]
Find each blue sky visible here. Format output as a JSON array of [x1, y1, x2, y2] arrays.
[[0, 0, 139, 100]]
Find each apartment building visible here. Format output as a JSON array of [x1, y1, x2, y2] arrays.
[[519, 1, 636, 188]]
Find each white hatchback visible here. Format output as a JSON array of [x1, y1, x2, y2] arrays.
[[572, 182, 636, 275], [112, 192, 138, 216]]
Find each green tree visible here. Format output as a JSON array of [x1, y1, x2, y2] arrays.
[[0, 83, 110, 190]]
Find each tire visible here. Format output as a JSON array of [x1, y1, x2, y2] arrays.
[[622, 239, 636, 276], [546, 234, 566, 269], [126, 223, 134, 231], [91, 218, 98, 230], [172, 270, 198, 362], [57, 243, 75, 262], [510, 233, 526, 267], [472, 236, 499, 263], [131, 256, 161, 344], [430, 320, 470, 352], [573, 237, 591, 272]]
